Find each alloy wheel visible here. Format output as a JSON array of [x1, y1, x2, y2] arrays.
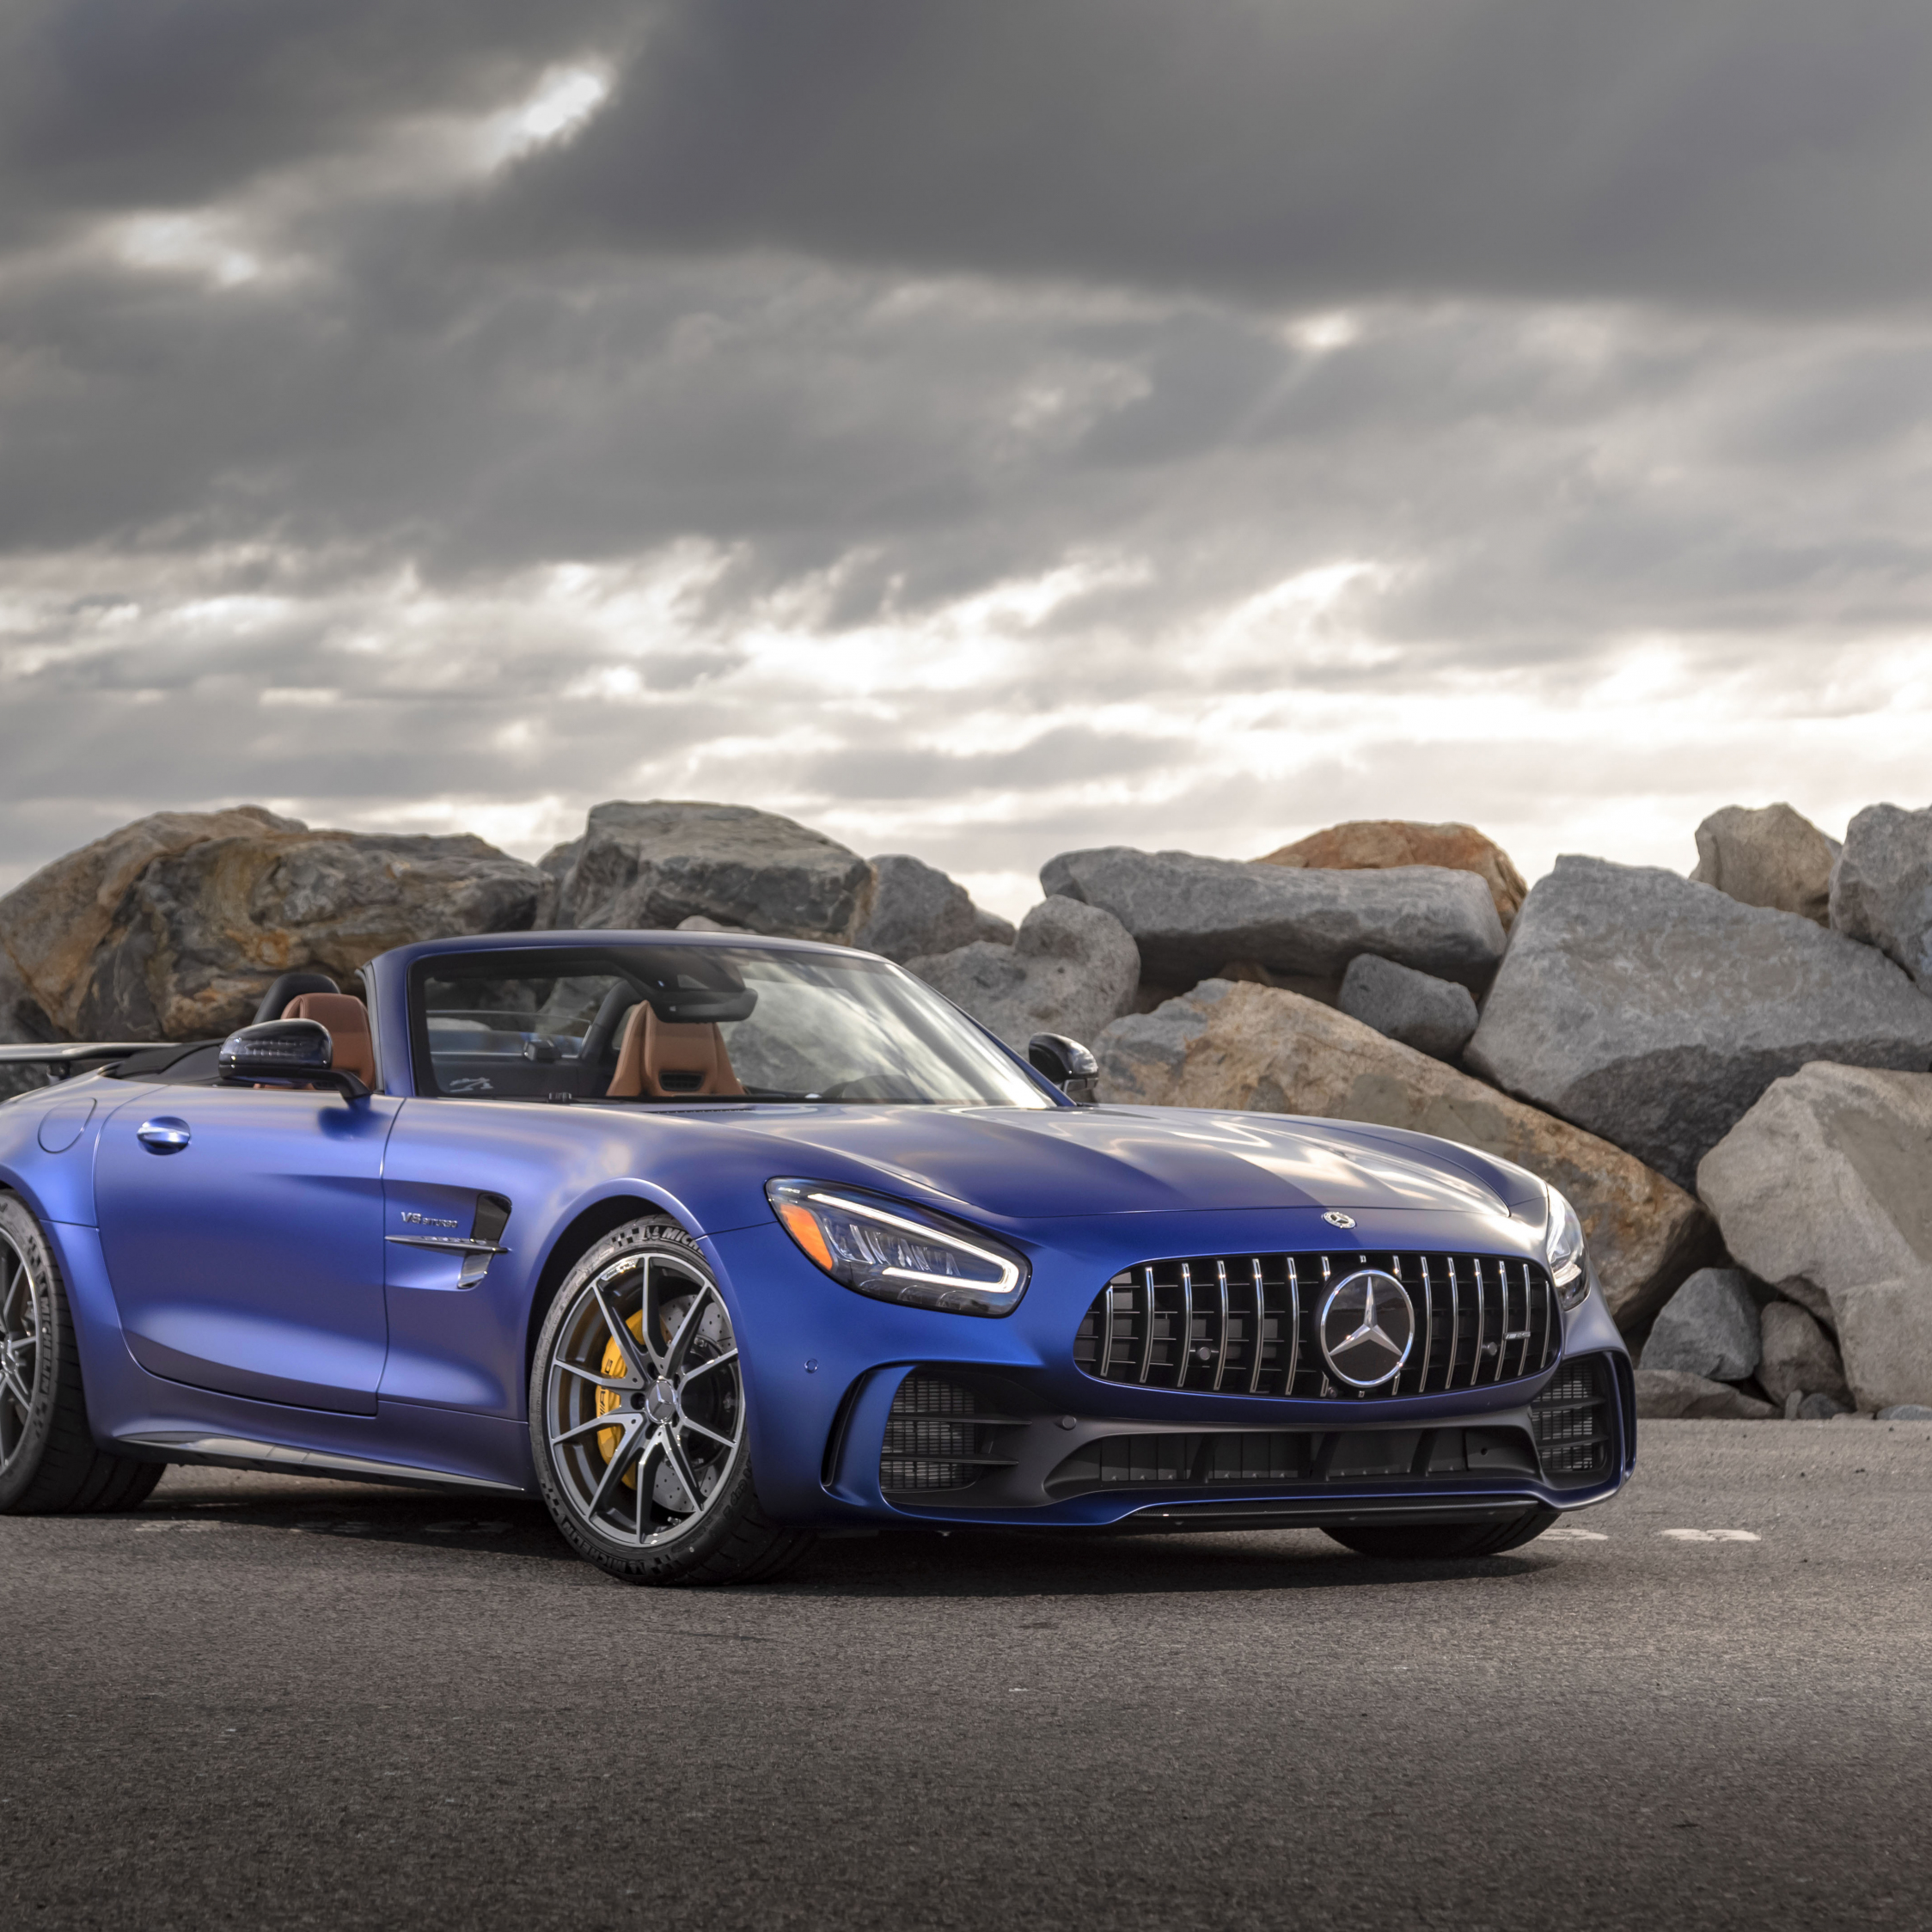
[[543, 1249, 744, 1547]]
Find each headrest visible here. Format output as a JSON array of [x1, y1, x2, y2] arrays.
[[281, 992, 377, 1089], [254, 970, 340, 1026], [607, 1002, 745, 1099]]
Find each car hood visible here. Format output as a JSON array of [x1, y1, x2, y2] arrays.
[[677, 1102, 1544, 1229]]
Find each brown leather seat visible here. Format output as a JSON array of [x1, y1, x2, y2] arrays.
[[282, 992, 378, 1088], [607, 1002, 745, 1099]]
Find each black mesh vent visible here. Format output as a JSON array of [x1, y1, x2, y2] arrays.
[[878, 1376, 1019, 1494], [1072, 1250, 1560, 1401], [1532, 1354, 1617, 1484]]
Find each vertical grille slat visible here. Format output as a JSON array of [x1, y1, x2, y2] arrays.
[[1076, 1250, 1562, 1401]]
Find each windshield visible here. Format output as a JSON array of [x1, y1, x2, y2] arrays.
[[409, 944, 1053, 1109]]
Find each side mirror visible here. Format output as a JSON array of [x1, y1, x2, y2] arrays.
[[1028, 1032, 1098, 1097], [219, 1018, 370, 1100]]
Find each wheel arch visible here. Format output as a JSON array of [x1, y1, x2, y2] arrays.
[[523, 1192, 689, 1388]]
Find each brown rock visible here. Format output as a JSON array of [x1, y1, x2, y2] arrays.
[[1691, 802, 1840, 925], [1257, 820, 1530, 929], [0, 807, 546, 1042], [1094, 977, 1715, 1332]]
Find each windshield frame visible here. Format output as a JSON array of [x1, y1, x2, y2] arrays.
[[402, 938, 1066, 1110]]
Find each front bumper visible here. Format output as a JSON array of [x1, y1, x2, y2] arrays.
[[706, 1212, 1635, 1532], [822, 1348, 1631, 1529]]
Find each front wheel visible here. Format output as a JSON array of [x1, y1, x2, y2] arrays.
[[1324, 1507, 1557, 1560], [529, 1218, 813, 1586]]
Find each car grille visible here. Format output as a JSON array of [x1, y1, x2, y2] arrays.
[[877, 1375, 1020, 1494], [1530, 1353, 1617, 1485], [1072, 1250, 1560, 1400]]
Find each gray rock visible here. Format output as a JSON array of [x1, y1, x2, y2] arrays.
[[1464, 855, 1932, 1188], [973, 905, 1018, 945], [1697, 1062, 1932, 1411], [855, 854, 980, 963], [1091, 978, 1716, 1333], [1337, 954, 1478, 1061], [676, 915, 749, 933], [1690, 803, 1840, 925], [548, 800, 874, 943], [0, 807, 544, 1042], [909, 898, 1140, 1053], [1758, 1300, 1851, 1409], [1877, 1403, 1932, 1421], [1640, 1269, 1763, 1382], [1799, 1392, 1853, 1420], [1830, 803, 1932, 991], [1040, 847, 1505, 989], [1634, 1371, 1776, 1420]]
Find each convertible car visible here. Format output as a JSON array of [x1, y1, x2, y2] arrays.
[[0, 929, 1632, 1583]]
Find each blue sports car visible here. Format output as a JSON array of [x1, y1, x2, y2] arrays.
[[0, 929, 1632, 1583]]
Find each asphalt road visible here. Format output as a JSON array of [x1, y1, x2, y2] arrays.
[[5, 1421, 1932, 1930]]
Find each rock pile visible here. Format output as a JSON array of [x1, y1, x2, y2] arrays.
[[9, 789, 1932, 1414]]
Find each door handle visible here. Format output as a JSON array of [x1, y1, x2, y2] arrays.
[[137, 1117, 192, 1154]]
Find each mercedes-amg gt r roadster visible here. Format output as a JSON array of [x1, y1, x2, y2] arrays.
[[0, 930, 1632, 1583]]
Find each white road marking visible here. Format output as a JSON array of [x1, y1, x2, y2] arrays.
[[1660, 1528, 1761, 1542], [1544, 1527, 1608, 1540], [134, 1520, 224, 1533]]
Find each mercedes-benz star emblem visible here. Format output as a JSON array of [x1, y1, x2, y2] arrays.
[[1322, 1210, 1355, 1229], [1318, 1269, 1416, 1389]]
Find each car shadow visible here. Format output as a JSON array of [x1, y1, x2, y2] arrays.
[[138, 1472, 1557, 1591], [764, 1527, 1554, 1599]]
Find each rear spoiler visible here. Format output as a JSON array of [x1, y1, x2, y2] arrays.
[[0, 1042, 158, 1080]]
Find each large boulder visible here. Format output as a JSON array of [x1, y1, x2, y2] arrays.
[[1637, 1269, 1762, 1382], [1634, 1371, 1776, 1420], [1093, 977, 1714, 1332], [1830, 803, 1932, 990], [1040, 847, 1506, 991], [855, 854, 1004, 962], [1464, 855, 1932, 1189], [545, 801, 874, 943], [0, 807, 546, 1042], [1758, 1300, 1851, 1409], [1697, 1062, 1932, 1411], [1259, 819, 1529, 929], [909, 898, 1140, 1053], [1336, 955, 1477, 1061], [1690, 803, 1839, 925]]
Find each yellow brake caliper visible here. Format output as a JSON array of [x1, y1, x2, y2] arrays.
[[595, 1311, 649, 1488]]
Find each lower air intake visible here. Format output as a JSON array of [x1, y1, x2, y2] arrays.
[[878, 1376, 1018, 1495], [1532, 1354, 1617, 1484]]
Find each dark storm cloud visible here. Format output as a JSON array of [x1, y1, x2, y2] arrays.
[[0, 0, 632, 230], [2, 0, 1929, 909], [512, 0, 1932, 310]]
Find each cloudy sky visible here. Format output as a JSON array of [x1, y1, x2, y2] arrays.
[[5, 0, 1932, 918]]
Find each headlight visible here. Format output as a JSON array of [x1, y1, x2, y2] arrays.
[[766, 1178, 1030, 1318], [1545, 1185, 1590, 1309]]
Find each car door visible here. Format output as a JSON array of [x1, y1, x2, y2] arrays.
[[95, 1085, 401, 1415]]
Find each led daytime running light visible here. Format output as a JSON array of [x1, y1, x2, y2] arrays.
[[766, 1177, 1030, 1318]]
